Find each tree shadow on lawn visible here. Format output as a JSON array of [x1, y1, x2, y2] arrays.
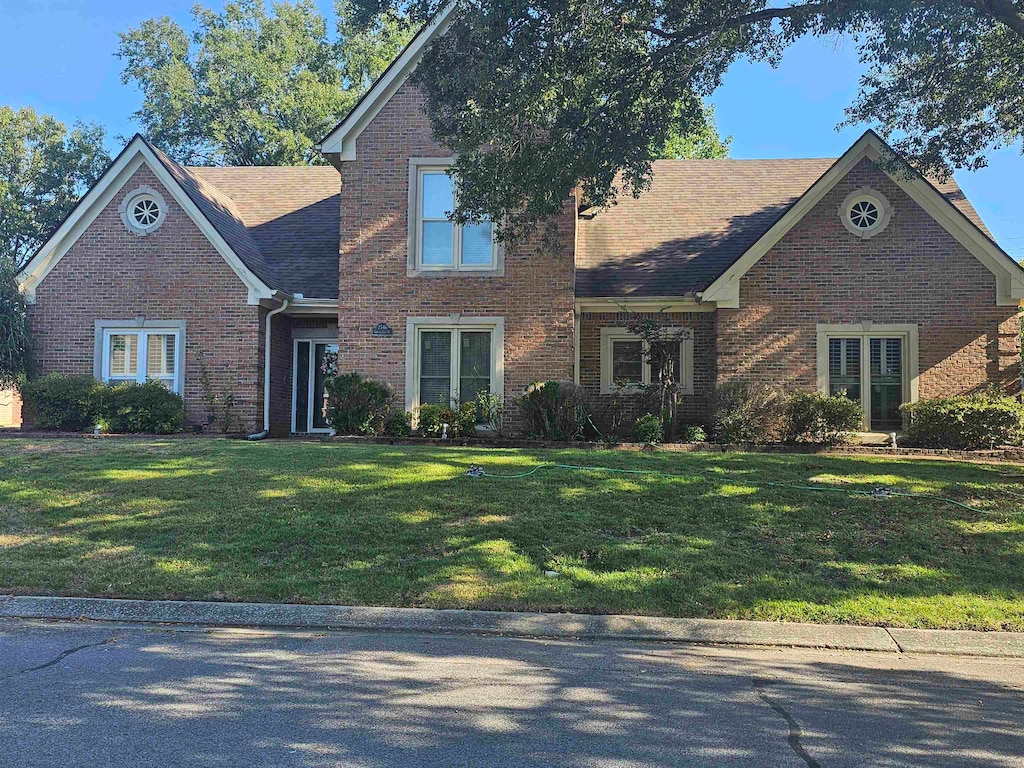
[[0, 440, 1022, 629], [15, 626, 1023, 768]]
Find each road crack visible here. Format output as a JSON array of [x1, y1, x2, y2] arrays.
[[753, 678, 821, 768], [0, 636, 116, 681]]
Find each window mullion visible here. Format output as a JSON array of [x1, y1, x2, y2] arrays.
[[137, 332, 148, 384], [860, 336, 871, 428], [451, 330, 460, 405]]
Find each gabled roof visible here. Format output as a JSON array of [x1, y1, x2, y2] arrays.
[[317, 3, 456, 160], [578, 131, 1024, 307], [19, 135, 341, 303]]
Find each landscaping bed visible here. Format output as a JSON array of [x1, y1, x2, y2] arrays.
[[1, 438, 1022, 631]]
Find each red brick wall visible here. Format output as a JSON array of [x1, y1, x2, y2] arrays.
[[335, 81, 576, 430], [579, 311, 716, 433], [716, 158, 1021, 400], [28, 164, 264, 432]]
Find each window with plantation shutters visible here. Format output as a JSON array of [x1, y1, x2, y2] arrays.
[[101, 326, 184, 393], [828, 337, 861, 402]]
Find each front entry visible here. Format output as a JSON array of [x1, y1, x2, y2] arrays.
[[292, 339, 339, 433]]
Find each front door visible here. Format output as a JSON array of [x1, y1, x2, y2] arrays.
[[293, 340, 339, 433]]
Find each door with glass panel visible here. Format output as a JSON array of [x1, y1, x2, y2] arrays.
[[292, 340, 339, 433], [827, 335, 905, 430], [418, 329, 492, 414]]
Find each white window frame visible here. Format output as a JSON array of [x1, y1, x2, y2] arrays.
[[93, 320, 185, 394], [404, 316, 505, 422], [291, 331, 340, 434], [407, 158, 503, 276], [599, 327, 694, 395], [816, 322, 919, 431]]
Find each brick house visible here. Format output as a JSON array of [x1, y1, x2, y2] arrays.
[[15, 7, 1023, 436]]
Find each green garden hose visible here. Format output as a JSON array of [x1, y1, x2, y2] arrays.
[[466, 462, 987, 513]]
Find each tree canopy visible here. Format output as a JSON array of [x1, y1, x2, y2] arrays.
[[118, 0, 415, 165], [348, 0, 1024, 237], [0, 107, 110, 270]]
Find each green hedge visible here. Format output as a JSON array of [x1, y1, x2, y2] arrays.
[[324, 372, 411, 436], [901, 393, 1024, 449], [785, 391, 864, 446], [21, 374, 185, 433], [20, 374, 101, 431], [98, 382, 186, 435]]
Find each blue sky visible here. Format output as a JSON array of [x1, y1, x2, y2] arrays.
[[3, 0, 1023, 255]]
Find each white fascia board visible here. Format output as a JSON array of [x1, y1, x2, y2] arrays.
[[18, 137, 275, 305], [702, 131, 1024, 308], [317, 3, 457, 160], [285, 297, 340, 316]]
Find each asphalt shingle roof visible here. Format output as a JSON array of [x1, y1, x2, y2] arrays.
[[575, 158, 990, 298]]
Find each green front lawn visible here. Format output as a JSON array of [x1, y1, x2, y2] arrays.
[[1, 438, 1022, 630]]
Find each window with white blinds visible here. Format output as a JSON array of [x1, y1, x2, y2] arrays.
[[102, 328, 183, 393], [417, 328, 493, 408]]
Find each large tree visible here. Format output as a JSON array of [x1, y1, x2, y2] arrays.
[[348, 0, 1024, 237], [0, 107, 110, 270], [118, 0, 415, 165]]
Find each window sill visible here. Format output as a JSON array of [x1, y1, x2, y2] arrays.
[[407, 266, 505, 278]]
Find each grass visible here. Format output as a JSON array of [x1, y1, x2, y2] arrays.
[[0, 438, 1022, 631]]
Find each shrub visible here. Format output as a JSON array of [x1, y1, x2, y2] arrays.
[[417, 403, 446, 437], [901, 392, 1024, 449], [324, 372, 396, 436], [98, 381, 185, 434], [710, 382, 786, 444], [453, 401, 479, 437], [475, 391, 505, 435], [678, 424, 707, 443], [384, 410, 412, 437], [634, 413, 663, 443], [517, 380, 588, 440], [20, 374, 100, 431], [785, 391, 863, 445]]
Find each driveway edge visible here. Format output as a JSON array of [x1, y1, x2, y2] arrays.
[[2, 595, 1023, 656]]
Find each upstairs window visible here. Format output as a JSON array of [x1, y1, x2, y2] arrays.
[[413, 166, 496, 272]]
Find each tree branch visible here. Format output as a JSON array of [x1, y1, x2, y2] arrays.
[[635, 1, 848, 41], [961, 0, 1024, 39]]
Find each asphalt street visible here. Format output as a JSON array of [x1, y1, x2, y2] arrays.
[[1, 619, 1023, 767]]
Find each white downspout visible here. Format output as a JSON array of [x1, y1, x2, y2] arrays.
[[247, 296, 291, 440]]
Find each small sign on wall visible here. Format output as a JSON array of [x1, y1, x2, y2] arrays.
[[372, 322, 394, 338]]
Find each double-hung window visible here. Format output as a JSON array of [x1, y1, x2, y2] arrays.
[[599, 327, 694, 395], [100, 325, 183, 393], [411, 163, 496, 272]]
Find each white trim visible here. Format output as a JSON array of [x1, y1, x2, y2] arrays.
[[404, 315, 505, 421], [815, 322, 919, 431], [290, 335, 339, 434], [94, 319, 186, 395], [318, 3, 458, 160], [18, 136, 275, 305], [284, 298, 339, 316], [406, 159, 503, 276], [701, 131, 1024, 308], [599, 326, 694, 396]]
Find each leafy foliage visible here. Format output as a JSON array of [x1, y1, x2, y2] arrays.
[[98, 382, 187, 434], [0, 107, 109, 268], [785, 391, 864, 445], [678, 424, 707, 443], [349, 0, 1024, 233], [710, 381, 786, 444], [516, 380, 588, 441], [623, 311, 691, 440], [901, 392, 1024, 449], [20, 374, 101, 432], [324, 371, 398, 435], [416, 401, 478, 437], [117, 0, 414, 165], [633, 413, 663, 443], [0, 258, 30, 388], [660, 103, 731, 160]]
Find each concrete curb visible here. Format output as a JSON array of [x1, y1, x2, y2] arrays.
[[4, 595, 1023, 656]]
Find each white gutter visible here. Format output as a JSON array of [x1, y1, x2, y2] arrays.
[[247, 295, 292, 440]]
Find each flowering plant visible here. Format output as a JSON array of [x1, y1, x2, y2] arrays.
[[320, 350, 339, 377]]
